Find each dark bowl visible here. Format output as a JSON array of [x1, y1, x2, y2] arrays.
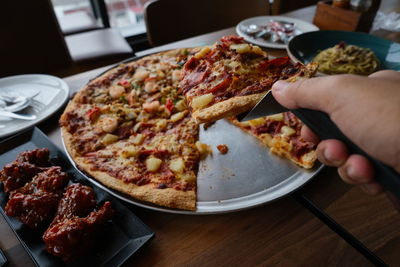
[[287, 30, 400, 73]]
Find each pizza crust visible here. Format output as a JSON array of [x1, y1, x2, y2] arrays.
[[192, 93, 266, 124], [77, 157, 196, 210], [61, 128, 196, 211]]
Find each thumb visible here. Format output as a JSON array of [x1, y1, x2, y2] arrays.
[[271, 76, 346, 114]]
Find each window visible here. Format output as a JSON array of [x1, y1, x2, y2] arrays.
[[104, 0, 150, 36], [52, 0, 151, 37]]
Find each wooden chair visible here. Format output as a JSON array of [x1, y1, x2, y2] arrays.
[[0, 0, 133, 78], [0, 0, 72, 78], [144, 0, 270, 46], [57, 10, 101, 36]]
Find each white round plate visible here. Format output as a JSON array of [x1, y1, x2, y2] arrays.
[[236, 16, 319, 49], [0, 74, 69, 138]]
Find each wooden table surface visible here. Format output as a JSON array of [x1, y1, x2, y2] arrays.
[[2, 3, 400, 267]]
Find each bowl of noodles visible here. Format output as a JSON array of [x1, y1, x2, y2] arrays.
[[287, 30, 400, 76]]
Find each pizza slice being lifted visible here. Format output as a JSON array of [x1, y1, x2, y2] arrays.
[[180, 35, 318, 124], [230, 112, 317, 169]]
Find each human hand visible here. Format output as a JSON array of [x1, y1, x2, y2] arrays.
[[272, 70, 400, 195]]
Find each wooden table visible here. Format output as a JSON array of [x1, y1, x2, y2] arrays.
[[2, 4, 400, 267]]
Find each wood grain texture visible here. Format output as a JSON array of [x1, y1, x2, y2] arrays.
[[126, 193, 374, 266]]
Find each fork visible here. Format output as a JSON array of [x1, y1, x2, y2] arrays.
[[0, 91, 40, 112], [30, 100, 45, 113]]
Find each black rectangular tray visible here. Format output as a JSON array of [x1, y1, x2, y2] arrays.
[[0, 127, 154, 267]]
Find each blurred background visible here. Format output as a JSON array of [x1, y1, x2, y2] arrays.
[[52, 0, 150, 37]]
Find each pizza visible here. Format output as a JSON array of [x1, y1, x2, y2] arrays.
[[59, 39, 318, 211], [180, 35, 318, 124], [60, 48, 204, 211], [230, 112, 317, 169]]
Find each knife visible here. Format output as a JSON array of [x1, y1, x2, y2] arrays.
[[0, 110, 37, 120], [238, 91, 400, 199]]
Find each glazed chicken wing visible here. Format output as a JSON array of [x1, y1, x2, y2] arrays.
[[5, 166, 69, 228], [0, 148, 50, 192], [43, 184, 114, 262]]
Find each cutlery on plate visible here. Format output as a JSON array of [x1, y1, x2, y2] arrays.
[[238, 91, 400, 198], [0, 91, 40, 112], [0, 98, 31, 112], [0, 110, 37, 120]]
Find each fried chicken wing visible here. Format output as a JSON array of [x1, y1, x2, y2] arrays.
[[43, 184, 113, 262], [0, 148, 50, 192], [15, 148, 51, 166], [5, 167, 69, 228]]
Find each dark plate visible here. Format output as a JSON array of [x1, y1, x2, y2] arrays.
[[0, 127, 154, 267], [287, 30, 400, 72]]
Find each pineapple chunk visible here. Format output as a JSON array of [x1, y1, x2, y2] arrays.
[[101, 134, 119, 144], [146, 157, 163, 172], [169, 158, 185, 174], [121, 146, 139, 158], [281, 126, 296, 136], [230, 43, 252, 54], [249, 117, 266, 126], [227, 61, 240, 70], [170, 111, 186, 122], [156, 119, 167, 131], [191, 94, 214, 109], [132, 133, 145, 145], [175, 99, 187, 111], [194, 46, 211, 59], [251, 45, 267, 56], [195, 141, 211, 158], [230, 44, 266, 56], [136, 111, 150, 122], [267, 113, 284, 121], [239, 121, 250, 127], [260, 133, 273, 146]]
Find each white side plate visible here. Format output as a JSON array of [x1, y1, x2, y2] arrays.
[[236, 16, 319, 49], [0, 74, 69, 138]]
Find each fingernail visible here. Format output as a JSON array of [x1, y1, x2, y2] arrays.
[[272, 80, 290, 92], [345, 165, 364, 184], [337, 166, 354, 184], [323, 148, 344, 166]]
